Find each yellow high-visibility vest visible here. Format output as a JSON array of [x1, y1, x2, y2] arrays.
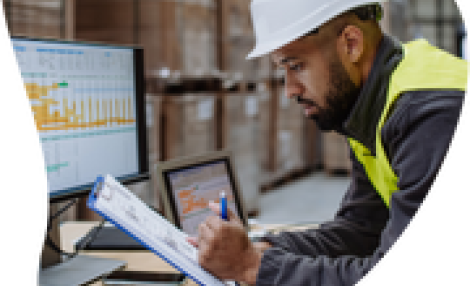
[[348, 39, 467, 208]]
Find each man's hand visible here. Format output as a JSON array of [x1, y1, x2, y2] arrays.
[[187, 202, 271, 285]]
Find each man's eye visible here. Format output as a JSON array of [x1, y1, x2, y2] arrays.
[[289, 63, 303, 71]]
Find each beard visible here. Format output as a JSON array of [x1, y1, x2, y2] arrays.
[[299, 56, 361, 132]]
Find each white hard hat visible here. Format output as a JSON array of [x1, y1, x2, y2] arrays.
[[247, 0, 383, 59]]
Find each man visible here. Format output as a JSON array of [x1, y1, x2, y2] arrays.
[[188, 1, 467, 285]]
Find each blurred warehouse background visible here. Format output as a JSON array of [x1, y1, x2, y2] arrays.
[[3, 0, 466, 223]]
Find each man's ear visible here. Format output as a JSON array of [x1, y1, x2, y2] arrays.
[[337, 25, 364, 64]]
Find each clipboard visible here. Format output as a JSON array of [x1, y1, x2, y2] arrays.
[[87, 174, 235, 286]]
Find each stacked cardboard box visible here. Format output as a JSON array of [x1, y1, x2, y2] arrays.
[[303, 116, 323, 171], [74, 0, 182, 74], [225, 0, 271, 80], [257, 83, 322, 188], [146, 94, 162, 209], [224, 93, 261, 215], [276, 88, 308, 173], [256, 82, 282, 187], [139, 0, 162, 74], [179, 0, 217, 77], [75, 0, 136, 45], [162, 95, 217, 160], [6, 0, 62, 38], [256, 84, 275, 175]]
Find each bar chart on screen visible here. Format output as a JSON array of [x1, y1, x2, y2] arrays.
[[13, 40, 140, 193]]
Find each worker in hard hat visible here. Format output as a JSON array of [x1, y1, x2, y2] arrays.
[[189, 1, 467, 285]]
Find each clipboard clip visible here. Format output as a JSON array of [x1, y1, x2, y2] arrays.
[[90, 176, 105, 200]]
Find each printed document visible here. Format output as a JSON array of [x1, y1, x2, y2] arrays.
[[88, 174, 235, 286]]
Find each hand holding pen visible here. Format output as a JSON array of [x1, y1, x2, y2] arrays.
[[185, 191, 262, 284]]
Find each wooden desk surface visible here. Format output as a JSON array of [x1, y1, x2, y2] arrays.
[[61, 221, 318, 285]]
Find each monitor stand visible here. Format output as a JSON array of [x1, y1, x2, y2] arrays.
[[39, 203, 126, 286]]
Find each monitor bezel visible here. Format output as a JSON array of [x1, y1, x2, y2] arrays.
[[11, 36, 150, 203], [155, 150, 249, 232]]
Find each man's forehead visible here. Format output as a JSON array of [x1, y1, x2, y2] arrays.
[[271, 46, 302, 64], [271, 39, 312, 64]]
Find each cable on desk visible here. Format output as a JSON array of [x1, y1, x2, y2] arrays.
[[45, 198, 104, 260], [45, 233, 75, 259], [48, 198, 79, 226], [47, 198, 80, 234], [74, 220, 107, 252], [46, 199, 159, 257], [44, 220, 106, 259]]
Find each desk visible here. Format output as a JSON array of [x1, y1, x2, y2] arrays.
[[61, 221, 319, 285]]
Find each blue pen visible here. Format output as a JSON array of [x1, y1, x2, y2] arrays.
[[220, 191, 228, 221], [220, 192, 241, 286]]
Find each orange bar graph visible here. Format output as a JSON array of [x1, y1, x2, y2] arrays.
[[88, 97, 92, 124], [103, 101, 107, 127], [81, 100, 85, 124], [115, 98, 119, 124], [109, 99, 113, 125], [72, 101, 77, 129], [128, 97, 132, 119], [63, 98, 68, 121], [25, 82, 136, 131]]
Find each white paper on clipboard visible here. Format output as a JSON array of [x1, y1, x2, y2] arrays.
[[89, 174, 237, 286]]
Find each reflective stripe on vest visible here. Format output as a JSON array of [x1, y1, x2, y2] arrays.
[[348, 39, 467, 208]]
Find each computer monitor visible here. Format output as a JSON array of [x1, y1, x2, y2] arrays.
[[11, 37, 149, 278], [155, 151, 249, 237], [11, 37, 149, 203]]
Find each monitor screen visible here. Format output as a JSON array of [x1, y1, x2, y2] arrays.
[[162, 159, 243, 236], [12, 37, 148, 201]]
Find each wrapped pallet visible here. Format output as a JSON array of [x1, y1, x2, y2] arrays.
[[75, 0, 182, 75], [179, 0, 217, 77], [162, 94, 217, 160], [258, 82, 322, 189], [256, 84, 274, 174], [6, 0, 62, 38], [140, 0, 181, 76], [146, 94, 162, 209], [224, 93, 261, 216], [225, 0, 270, 80], [75, 0, 136, 45], [276, 88, 308, 173]]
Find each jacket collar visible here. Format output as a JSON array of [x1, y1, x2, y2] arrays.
[[342, 35, 404, 155]]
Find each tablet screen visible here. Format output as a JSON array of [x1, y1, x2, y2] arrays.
[[163, 159, 243, 236]]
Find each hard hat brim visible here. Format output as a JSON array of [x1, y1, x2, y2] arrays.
[[246, 0, 383, 60], [246, 45, 272, 60]]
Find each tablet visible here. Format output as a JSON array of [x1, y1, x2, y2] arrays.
[[155, 151, 248, 237]]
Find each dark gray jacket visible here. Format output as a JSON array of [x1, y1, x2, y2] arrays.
[[256, 35, 465, 285]]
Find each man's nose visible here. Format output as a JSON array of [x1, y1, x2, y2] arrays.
[[285, 85, 304, 100], [284, 71, 304, 99]]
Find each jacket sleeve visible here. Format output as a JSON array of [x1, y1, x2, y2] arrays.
[[256, 91, 464, 286], [260, 147, 389, 259]]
